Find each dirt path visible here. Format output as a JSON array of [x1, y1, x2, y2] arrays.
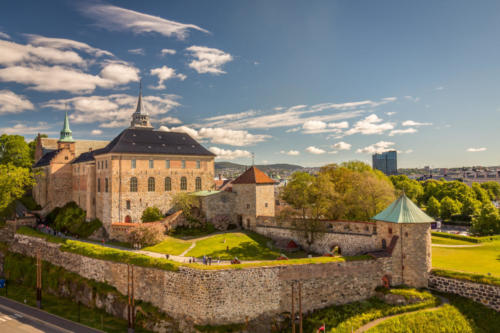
[[354, 296, 449, 333], [180, 242, 196, 256]]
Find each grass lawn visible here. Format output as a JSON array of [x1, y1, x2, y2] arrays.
[[185, 231, 306, 260], [432, 239, 500, 277], [142, 236, 192, 255], [431, 236, 474, 245]]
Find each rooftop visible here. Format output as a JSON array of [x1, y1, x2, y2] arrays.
[[232, 166, 276, 185], [371, 194, 435, 224]]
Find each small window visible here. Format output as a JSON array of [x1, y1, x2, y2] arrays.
[[180, 177, 187, 190], [181, 160, 186, 169], [105, 178, 109, 192], [247, 204, 250, 209], [388, 227, 393, 234], [166, 160, 170, 169], [97, 178, 101, 192], [382, 239, 387, 249], [105, 160, 108, 169], [265, 203, 268, 208], [148, 177, 155, 192], [195, 177, 202, 191], [126, 200, 131, 209], [130, 177, 138, 192], [196, 160, 201, 169], [149, 160, 154, 169], [65, 156, 68, 160], [165, 177, 171, 191], [131, 159, 136, 169]]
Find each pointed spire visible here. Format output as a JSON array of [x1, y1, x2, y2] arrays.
[[59, 111, 75, 142], [130, 81, 153, 129], [134, 80, 146, 115]]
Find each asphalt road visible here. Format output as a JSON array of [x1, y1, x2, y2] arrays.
[[0, 296, 103, 333]]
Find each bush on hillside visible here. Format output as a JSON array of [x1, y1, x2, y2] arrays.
[[127, 223, 165, 247], [141, 206, 163, 222], [48, 202, 102, 238]]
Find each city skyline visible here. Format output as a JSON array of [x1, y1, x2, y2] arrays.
[[1, 1, 499, 168]]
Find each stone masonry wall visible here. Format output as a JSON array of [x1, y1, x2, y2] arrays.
[[9, 234, 393, 329], [429, 274, 500, 311]]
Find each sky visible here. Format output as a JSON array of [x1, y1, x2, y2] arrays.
[[0, 0, 499, 168]]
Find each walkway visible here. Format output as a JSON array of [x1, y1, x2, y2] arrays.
[[354, 296, 449, 332], [432, 244, 481, 248]]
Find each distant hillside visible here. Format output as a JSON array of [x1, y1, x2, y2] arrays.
[[215, 162, 303, 171]]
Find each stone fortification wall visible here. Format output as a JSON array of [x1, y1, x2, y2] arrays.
[[255, 217, 379, 256], [429, 274, 500, 311], [198, 191, 237, 227], [9, 234, 392, 328]]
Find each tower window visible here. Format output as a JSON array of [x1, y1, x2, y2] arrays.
[[165, 177, 172, 191], [195, 177, 202, 191], [180, 177, 187, 190], [105, 178, 109, 192], [166, 160, 170, 169], [131, 159, 136, 169], [196, 160, 201, 169], [247, 204, 250, 209], [105, 160, 108, 169], [130, 177, 138, 192], [97, 178, 101, 192], [126, 200, 131, 209], [148, 177, 155, 192], [265, 203, 268, 208], [388, 227, 393, 234], [181, 160, 186, 169], [149, 160, 154, 169]]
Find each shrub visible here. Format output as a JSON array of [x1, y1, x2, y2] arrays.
[[16, 226, 65, 244], [127, 223, 165, 247], [431, 232, 480, 243], [169, 222, 216, 237], [171, 192, 198, 219], [46, 201, 102, 238], [141, 206, 163, 222], [432, 269, 500, 286]]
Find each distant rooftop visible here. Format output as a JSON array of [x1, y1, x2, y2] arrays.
[[232, 166, 276, 185]]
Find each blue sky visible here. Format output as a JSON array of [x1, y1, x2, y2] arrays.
[[1, 0, 499, 167]]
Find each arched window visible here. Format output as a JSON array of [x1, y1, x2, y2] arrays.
[[130, 177, 138, 192], [180, 177, 187, 190], [195, 177, 202, 191], [165, 177, 172, 191], [148, 177, 155, 192]]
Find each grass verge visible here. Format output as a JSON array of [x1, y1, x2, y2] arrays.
[[432, 269, 500, 286], [142, 236, 192, 255]]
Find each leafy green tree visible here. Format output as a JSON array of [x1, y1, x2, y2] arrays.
[[426, 196, 441, 219], [141, 206, 163, 222], [440, 196, 461, 220], [28, 134, 47, 163], [390, 175, 423, 202], [127, 223, 165, 247], [0, 163, 34, 212], [460, 195, 482, 218], [471, 202, 500, 236], [0, 134, 32, 168], [472, 183, 491, 204], [480, 181, 500, 201], [171, 192, 198, 219], [421, 180, 443, 204]]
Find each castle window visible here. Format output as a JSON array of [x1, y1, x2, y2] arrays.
[[105, 160, 108, 169], [131, 159, 136, 169], [105, 178, 109, 192], [130, 177, 138, 192], [126, 200, 131, 209], [195, 177, 202, 191], [149, 160, 154, 169], [196, 160, 201, 169], [382, 239, 387, 249], [165, 177, 172, 191], [166, 160, 170, 169], [148, 177, 155, 192], [65, 156, 68, 160], [247, 204, 250, 209], [388, 227, 393, 234], [97, 178, 101, 192], [181, 160, 186, 169], [180, 177, 187, 190], [265, 203, 268, 208]]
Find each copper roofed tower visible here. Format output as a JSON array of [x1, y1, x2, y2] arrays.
[[130, 81, 153, 129], [59, 111, 75, 143]]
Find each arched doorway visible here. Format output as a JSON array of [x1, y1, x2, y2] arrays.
[[125, 215, 132, 223]]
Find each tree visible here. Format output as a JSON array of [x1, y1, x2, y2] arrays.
[[390, 175, 423, 202], [0, 163, 34, 212], [426, 196, 441, 219], [141, 206, 163, 222], [0, 134, 32, 168], [472, 183, 491, 204], [440, 196, 461, 220], [480, 181, 500, 201], [171, 192, 198, 220], [127, 223, 165, 247], [460, 195, 482, 218], [28, 134, 47, 164], [471, 203, 500, 236]]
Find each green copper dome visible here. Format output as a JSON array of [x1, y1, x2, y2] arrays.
[[371, 193, 434, 224], [59, 111, 75, 142]]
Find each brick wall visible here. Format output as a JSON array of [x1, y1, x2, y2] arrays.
[[429, 274, 500, 311]]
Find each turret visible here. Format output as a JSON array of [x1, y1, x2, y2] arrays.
[[58, 112, 75, 152], [130, 82, 153, 129]]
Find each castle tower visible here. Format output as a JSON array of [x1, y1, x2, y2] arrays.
[[232, 166, 276, 229], [130, 82, 153, 129], [57, 112, 75, 153], [371, 194, 434, 288]]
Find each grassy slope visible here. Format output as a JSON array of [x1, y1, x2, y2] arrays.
[[142, 236, 192, 255], [432, 239, 500, 277], [431, 236, 474, 245]]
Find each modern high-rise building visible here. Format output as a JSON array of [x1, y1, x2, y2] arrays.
[[372, 150, 397, 175]]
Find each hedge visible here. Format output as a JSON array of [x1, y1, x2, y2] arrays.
[[432, 231, 500, 243], [432, 269, 500, 287], [17, 226, 66, 244]]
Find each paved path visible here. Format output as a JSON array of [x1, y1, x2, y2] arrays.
[[0, 296, 102, 333], [180, 242, 196, 256], [354, 296, 449, 333], [432, 244, 481, 248]]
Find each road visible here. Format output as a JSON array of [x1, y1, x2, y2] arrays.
[[0, 296, 103, 333]]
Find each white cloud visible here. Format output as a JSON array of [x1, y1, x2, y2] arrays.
[[208, 147, 251, 160], [157, 116, 182, 124], [0, 90, 34, 114], [26, 34, 113, 57], [0, 39, 85, 66], [186, 46, 233, 74], [82, 4, 209, 39], [0, 122, 53, 136], [273, 106, 285, 111], [42, 93, 180, 127], [128, 48, 145, 55], [402, 120, 432, 126], [346, 114, 394, 135], [467, 147, 487, 152], [161, 49, 176, 56], [280, 150, 300, 156], [331, 141, 351, 150], [388, 128, 418, 136], [398, 149, 413, 154], [356, 141, 395, 154], [99, 61, 140, 85], [436, 86, 444, 91], [386, 112, 396, 116], [0, 32, 11, 40], [303, 120, 327, 131], [285, 127, 301, 133], [204, 110, 258, 122], [149, 65, 186, 89], [306, 146, 326, 154], [328, 121, 349, 129], [404, 96, 420, 103], [91, 129, 102, 135]]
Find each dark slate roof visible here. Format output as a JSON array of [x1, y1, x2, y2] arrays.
[[94, 128, 215, 156], [33, 149, 60, 168], [72, 148, 106, 164]]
